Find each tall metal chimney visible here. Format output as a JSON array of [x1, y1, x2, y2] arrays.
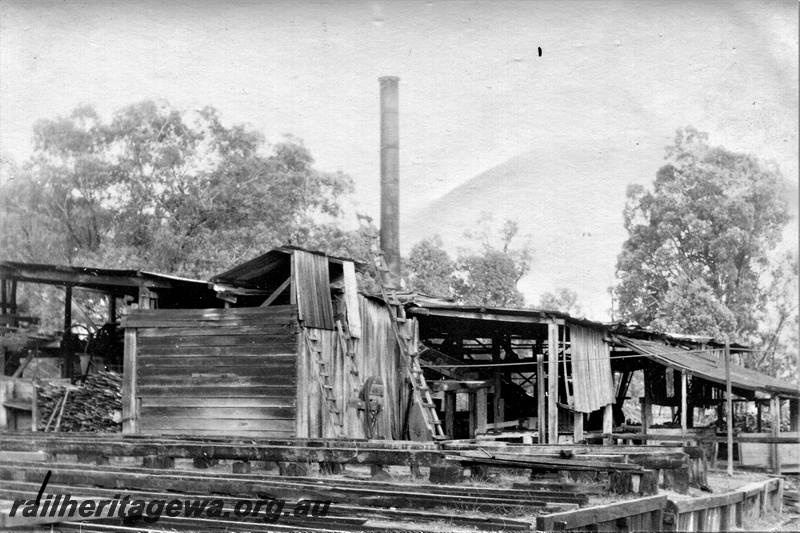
[[379, 76, 401, 286]]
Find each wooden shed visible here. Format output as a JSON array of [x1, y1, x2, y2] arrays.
[[121, 247, 418, 440]]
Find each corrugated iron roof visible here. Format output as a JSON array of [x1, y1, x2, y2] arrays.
[[616, 336, 799, 398], [407, 302, 607, 329], [0, 261, 209, 294], [210, 245, 364, 291]]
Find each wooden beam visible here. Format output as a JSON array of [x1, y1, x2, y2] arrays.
[[725, 340, 734, 476], [260, 277, 291, 307], [3, 267, 174, 289], [468, 393, 476, 437], [107, 294, 116, 323], [444, 392, 456, 438], [680, 370, 688, 439], [573, 411, 584, 443], [548, 323, 559, 444], [476, 388, 488, 435], [790, 398, 799, 432], [536, 495, 667, 531], [0, 278, 6, 316], [770, 395, 781, 475], [407, 307, 565, 325], [642, 371, 652, 434], [63, 286, 72, 333], [9, 280, 17, 317], [429, 380, 491, 392], [122, 328, 138, 434], [537, 348, 545, 444], [492, 337, 502, 425], [603, 404, 613, 445]]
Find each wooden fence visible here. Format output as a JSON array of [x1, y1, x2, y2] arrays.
[[536, 477, 783, 532], [536, 495, 666, 531], [664, 478, 784, 532]]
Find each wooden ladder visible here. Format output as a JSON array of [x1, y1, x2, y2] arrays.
[[361, 224, 445, 440], [306, 331, 344, 438], [335, 320, 363, 412]]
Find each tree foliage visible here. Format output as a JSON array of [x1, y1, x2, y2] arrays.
[[0, 101, 354, 278], [539, 288, 583, 317], [404, 235, 457, 297], [405, 215, 532, 307], [615, 126, 794, 372]]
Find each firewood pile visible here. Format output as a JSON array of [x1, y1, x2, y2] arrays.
[[36, 371, 123, 432]]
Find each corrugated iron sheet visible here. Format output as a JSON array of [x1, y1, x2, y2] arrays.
[[619, 337, 799, 398], [571, 325, 615, 413], [343, 261, 361, 338], [292, 249, 334, 330]]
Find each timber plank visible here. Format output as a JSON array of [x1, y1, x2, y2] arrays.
[[137, 334, 296, 347], [139, 417, 295, 432], [138, 385, 296, 397], [124, 313, 298, 329], [141, 396, 296, 408], [536, 495, 667, 530], [138, 364, 295, 379], [0, 441, 446, 465], [137, 429, 296, 438], [667, 491, 744, 514], [137, 376, 296, 387], [140, 406, 296, 419], [139, 355, 296, 367], [137, 325, 298, 337], [455, 450, 644, 470], [125, 305, 296, 318], [137, 344, 298, 356]]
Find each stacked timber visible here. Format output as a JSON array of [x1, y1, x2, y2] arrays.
[[36, 371, 122, 432]]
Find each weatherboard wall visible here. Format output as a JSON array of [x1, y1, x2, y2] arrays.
[[121, 306, 298, 438]]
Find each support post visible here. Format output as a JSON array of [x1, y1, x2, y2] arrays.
[[642, 371, 652, 435], [757, 401, 763, 433], [725, 340, 733, 476], [476, 387, 488, 435], [790, 398, 799, 433], [537, 347, 545, 444], [0, 278, 6, 316], [122, 328, 138, 433], [603, 404, 613, 445], [771, 395, 781, 475], [444, 391, 456, 438], [547, 323, 559, 444], [9, 280, 17, 322], [573, 411, 584, 443], [107, 294, 116, 323], [493, 371, 503, 427], [492, 337, 502, 426], [62, 285, 73, 379], [468, 392, 476, 437], [680, 370, 688, 440]]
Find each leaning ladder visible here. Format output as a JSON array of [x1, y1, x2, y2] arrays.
[[361, 225, 446, 440], [306, 331, 344, 438]]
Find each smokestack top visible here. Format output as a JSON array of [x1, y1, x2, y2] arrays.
[[379, 75, 400, 83]]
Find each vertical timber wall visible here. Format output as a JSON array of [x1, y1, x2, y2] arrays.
[[296, 295, 413, 440]]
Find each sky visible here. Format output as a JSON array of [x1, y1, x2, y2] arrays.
[[1, 0, 798, 317]]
